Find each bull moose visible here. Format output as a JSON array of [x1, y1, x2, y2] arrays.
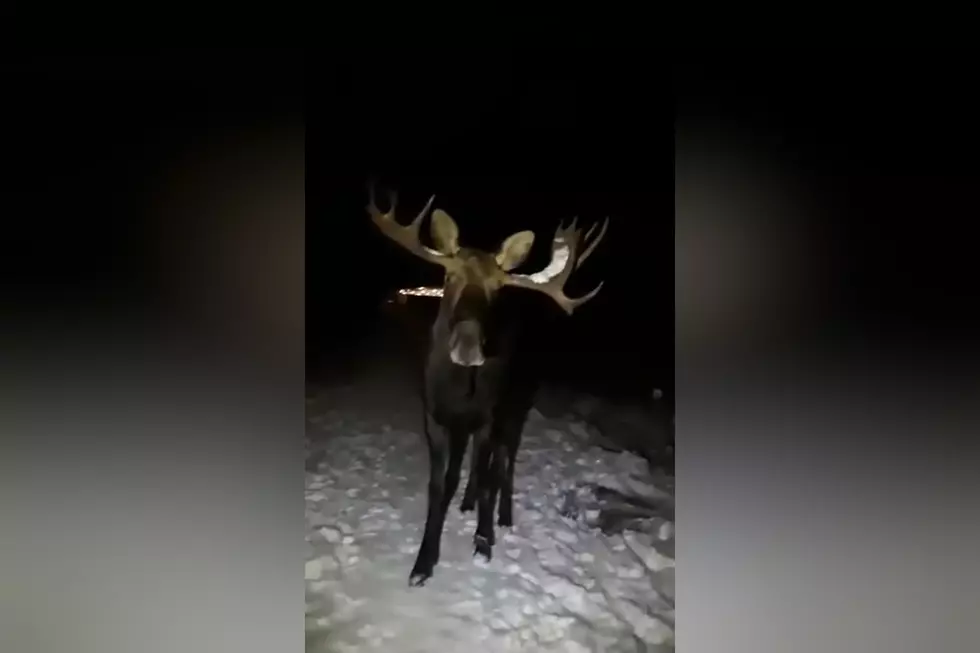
[[366, 182, 608, 586]]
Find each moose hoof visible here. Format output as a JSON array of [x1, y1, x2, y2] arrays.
[[409, 564, 435, 587], [473, 534, 493, 561], [460, 497, 475, 513]]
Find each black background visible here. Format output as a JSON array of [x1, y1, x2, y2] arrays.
[[308, 50, 672, 399], [6, 51, 980, 402]]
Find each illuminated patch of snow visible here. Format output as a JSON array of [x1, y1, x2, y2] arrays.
[[305, 385, 674, 652]]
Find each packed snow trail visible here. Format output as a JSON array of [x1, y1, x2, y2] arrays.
[[305, 385, 675, 653]]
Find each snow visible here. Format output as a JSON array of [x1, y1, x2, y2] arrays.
[[305, 382, 675, 653]]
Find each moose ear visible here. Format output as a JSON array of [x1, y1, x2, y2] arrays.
[[429, 209, 460, 255], [495, 230, 535, 271]]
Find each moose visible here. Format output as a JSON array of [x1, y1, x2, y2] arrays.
[[366, 182, 608, 586]]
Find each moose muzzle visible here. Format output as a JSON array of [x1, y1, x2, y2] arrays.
[[448, 319, 485, 367]]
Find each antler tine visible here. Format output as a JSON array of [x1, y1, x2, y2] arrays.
[[567, 279, 605, 310], [365, 181, 446, 267], [576, 216, 609, 269], [584, 221, 597, 241], [397, 191, 436, 239]]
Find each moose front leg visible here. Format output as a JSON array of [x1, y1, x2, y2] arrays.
[[410, 417, 465, 587]]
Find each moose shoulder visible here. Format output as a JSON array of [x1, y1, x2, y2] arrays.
[[366, 183, 608, 586]]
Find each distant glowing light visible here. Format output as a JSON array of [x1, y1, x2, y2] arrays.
[[397, 286, 444, 298]]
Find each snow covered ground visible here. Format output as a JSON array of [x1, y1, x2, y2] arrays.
[[305, 304, 673, 652], [305, 374, 674, 652]]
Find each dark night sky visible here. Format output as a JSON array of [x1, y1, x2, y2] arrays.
[[309, 51, 671, 398], [7, 52, 978, 403], [3, 51, 671, 400]]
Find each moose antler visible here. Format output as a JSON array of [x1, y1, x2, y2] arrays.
[[504, 216, 610, 315], [366, 181, 450, 267]]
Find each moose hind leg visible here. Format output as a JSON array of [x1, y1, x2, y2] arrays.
[[440, 430, 467, 515], [460, 433, 481, 512], [497, 442, 518, 527]]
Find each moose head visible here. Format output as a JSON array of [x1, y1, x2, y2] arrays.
[[366, 182, 608, 367]]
